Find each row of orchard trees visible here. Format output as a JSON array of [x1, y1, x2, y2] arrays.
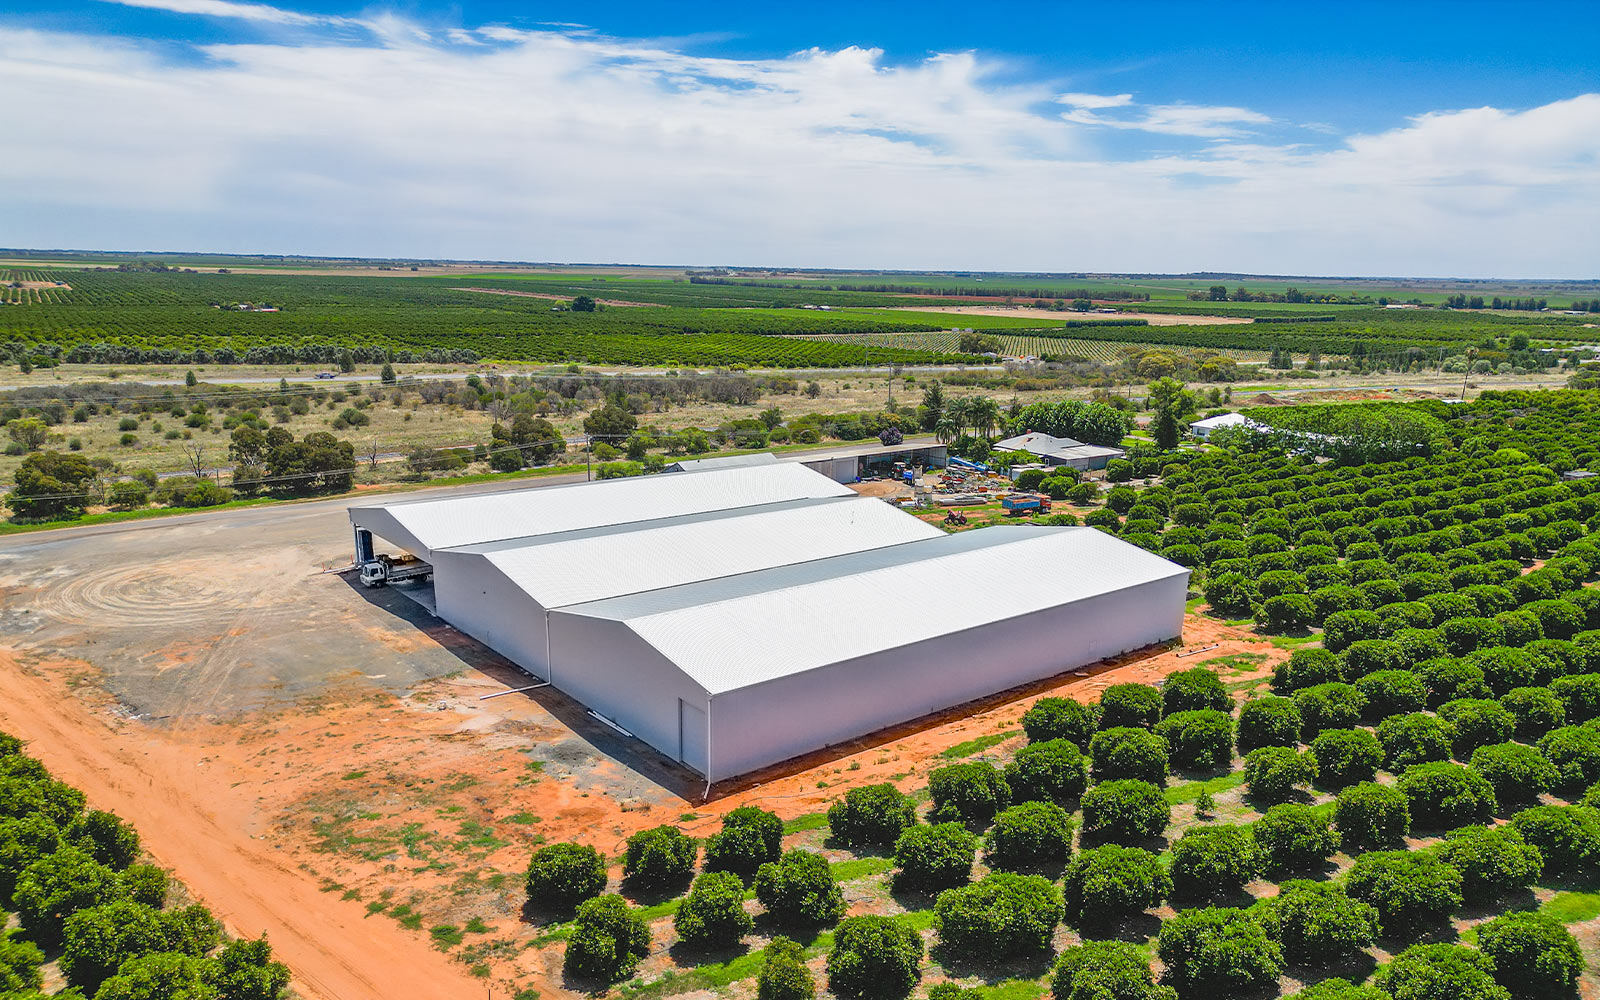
[[0, 730, 291, 999], [513, 661, 1588, 1000]]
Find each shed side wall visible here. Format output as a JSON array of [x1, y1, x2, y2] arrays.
[[547, 613, 712, 772], [706, 574, 1187, 781], [432, 552, 552, 680]]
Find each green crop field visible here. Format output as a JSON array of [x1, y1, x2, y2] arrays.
[[1, 261, 1596, 371]]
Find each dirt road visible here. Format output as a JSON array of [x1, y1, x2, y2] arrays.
[[0, 652, 487, 1000]]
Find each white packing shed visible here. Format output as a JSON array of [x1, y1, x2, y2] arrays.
[[549, 526, 1189, 780], [428, 495, 943, 679], [348, 463, 1189, 782], [346, 462, 854, 562]]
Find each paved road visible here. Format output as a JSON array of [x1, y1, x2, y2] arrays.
[[3, 434, 939, 546]]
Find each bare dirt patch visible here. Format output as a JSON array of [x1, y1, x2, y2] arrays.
[[0, 606, 1275, 999], [452, 286, 660, 307], [886, 305, 1254, 326]]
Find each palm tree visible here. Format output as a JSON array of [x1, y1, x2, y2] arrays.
[[969, 397, 1002, 440], [945, 397, 973, 438], [934, 415, 959, 444]]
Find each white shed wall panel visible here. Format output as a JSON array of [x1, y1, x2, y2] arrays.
[[431, 552, 554, 679], [546, 613, 711, 771], [707, 573, 1188, 780], [348, 463, 854, 556]]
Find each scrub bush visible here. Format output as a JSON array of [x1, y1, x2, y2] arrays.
[[1156, 906, 1283, 998], [1079, 780, 1170, 843], [1376, 712, 1454, 770], [934, 872, 1063, 958], [1154, 710, 1234, 771], [1396, 761, 1497, 828], [983, 802, 1074, 872], [927, 763, 1010, 825], [1235, 696, 1301, 753], [1477, 911, 1585, 999], [1004, 739, 1089, 806], [1345, 851, 1463, 933], [1309, 729, 1382, 790], [565, 894, 651, 982], [622, 826, 697, 889], [1021, 697, 1096, 748], [705, 806, 784, 881], [675, 871, 754, 948], [1334, 782, 1410, 848], [1097, 684, 1162, 730], [892, 823, 976, 891], [1089, 728, 1169, 785], [1168, 824, 1261, 901], [1437, 824, 1544, 901], [828, 784, 918, 848], [826, 916, 923, 1000], [525, 842, 608, 913], [754, 850, 845, 927], [1253, 803, 1337, 874], [1060, 845, 1169, 930]]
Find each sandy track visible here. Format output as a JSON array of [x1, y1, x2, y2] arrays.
[[0, 652, 487, 1000], [887, 305, 1253, 325]]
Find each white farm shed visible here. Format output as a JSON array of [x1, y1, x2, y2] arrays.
[[428, 496, 942, 680], [551, 526, 1189, 779], [348, 463, 1188, 781]]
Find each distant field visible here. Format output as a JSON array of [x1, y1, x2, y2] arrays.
[[790, 330, 1274, 362], [1, 262, 1594, 371]]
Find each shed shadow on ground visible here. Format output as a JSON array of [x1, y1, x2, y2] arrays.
[[348, 579, 1201, 804], [345, 574, 706, 800]]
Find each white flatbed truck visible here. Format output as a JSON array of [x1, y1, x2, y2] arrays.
[[359, 554, 433, 587]]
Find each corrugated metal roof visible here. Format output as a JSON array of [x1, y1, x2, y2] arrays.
[[666, 453, 781, 473], [349, 464, 854, 553], [995, 432, 1087, 452], [476, 496, 942, 610], [1190, 412, 1247, 431], [558, 526, 1189, 694]]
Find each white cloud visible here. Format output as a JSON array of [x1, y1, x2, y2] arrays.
[[1055, 92, 1133, 109], [98, 0, 355, 28], [1061, 102, 1273, 138], [4, 15, 1599, 276]]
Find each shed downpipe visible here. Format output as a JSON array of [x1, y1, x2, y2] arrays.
[[703, 696, 713, 802], [543, 609, 554, 686]]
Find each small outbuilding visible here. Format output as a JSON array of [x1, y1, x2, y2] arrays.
[[994, 431, 1124, 470], [1188, 412, 1249, 439]]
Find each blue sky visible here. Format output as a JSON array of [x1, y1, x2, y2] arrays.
[[6, 0, 1600, 275]]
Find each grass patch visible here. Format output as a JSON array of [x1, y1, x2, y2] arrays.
[[783, 812, 829, 835], [430, 924, 464, 949], [1165, 771, 1248, 805], [464, 917, 493, 934], [1543, 891, 1600, 924], [505, 812, 541, 825], [982, 980, 1047, 1000], [830, 857, 894, 882], [341, 770, 368, 780], [940, 730, 1019, 759], [1199, 653, 1268, 673]]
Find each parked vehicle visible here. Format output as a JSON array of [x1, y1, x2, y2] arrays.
[[1001, 492, 1052, 516], [360, 554, 433, 587]]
